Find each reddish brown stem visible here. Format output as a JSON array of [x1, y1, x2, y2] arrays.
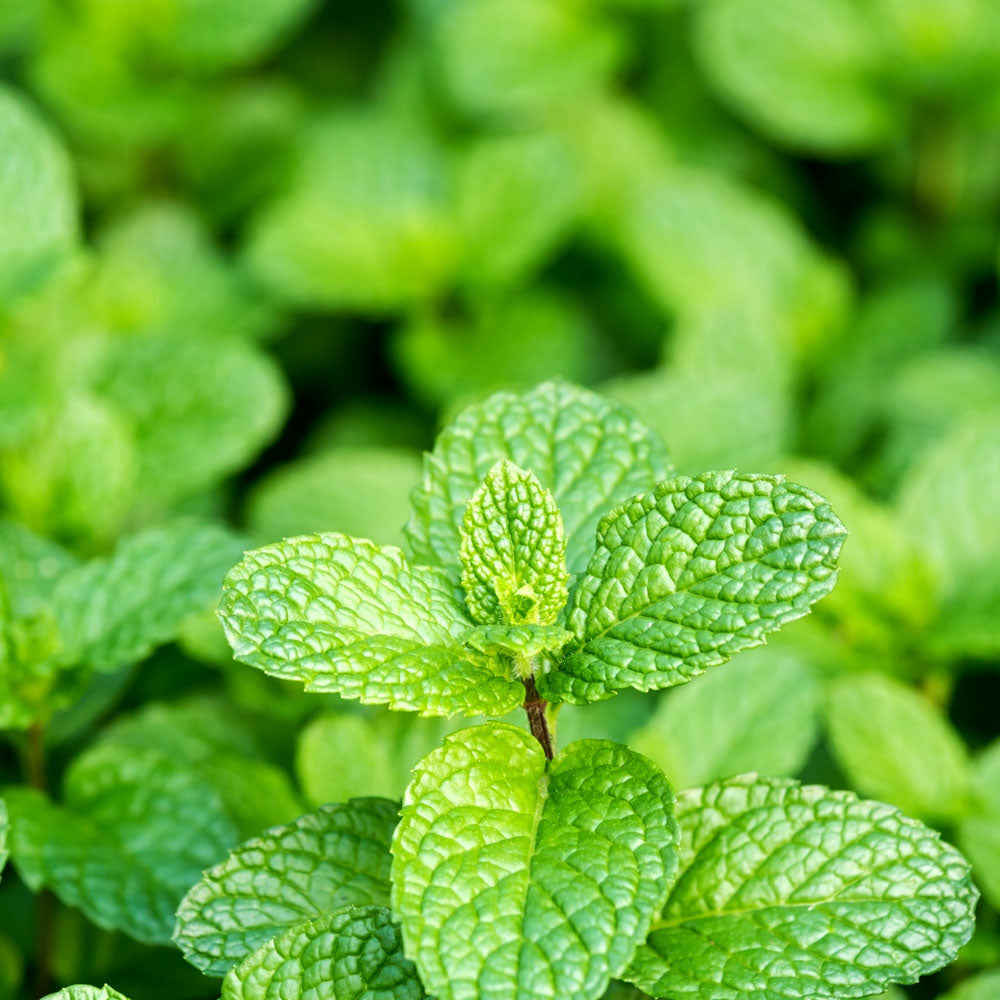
[[522, 677, 553, 761]]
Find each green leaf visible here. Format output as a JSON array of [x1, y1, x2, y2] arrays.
[[175, 798, 397, 976], [462, 624, 574, 659], [98, 332, 289, 508], [454, 132, 580, 289], [958, 738, 1000, 910], [632, 648, 820, 789], [52, 520, 247, 672], [0, 85, 78, 300], [406, 380, 672, 575], [0, 799, 7, 881], [42, 987, 130, 1000], [460, 459, 569, 627], [391, 722, 680, 1000], [221, 905, 427, 1000], [541, 471, 845, 704], [246, 447, 422, 548], [825, 673, 971, 823], [5, 702, 299, 944], [92, 201, 279, 342], [244, 112, 457, 312], [218, 532, 523, 716], [939, 969, 1000, 1000], [627, 774, 979, 1000], [899, 407, 1000, 628], [693, 0, 895, 154]]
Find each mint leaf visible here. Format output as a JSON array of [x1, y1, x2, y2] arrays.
[[5, 702, 298, 944], [627, 774, 979, 999], [632, 648, 819, 789], [463, 624, 574, 659], [406, 381, 672, 575], [958, 738, 1000, 910], [542, 471, 845, 704], [52, 520, 247, 672], [460, 459, 569, 626], [175, 798, 397, 976], [219, 532, 522, 716], [43, 987, 129, 1000], [247, 446, 422, 548], [391, 722, 679, 1000], [0, 85, 78, 300], [826, 673, 971, 823], [221, 905, 427, 1000]]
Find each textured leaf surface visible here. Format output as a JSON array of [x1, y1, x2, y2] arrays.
[[542, 471, 845, 704], [462, 624, 574, 660], [176, 798, 398, 976], [627, 775, 978, 999], [391, 723, 679, 1000], [219, 532, 523, 716], [52, 521, 247, 672], [826, 673, 971, 822], [460, 459, 568, 626], [43, 987, 130, 1000], [633, 648, 819, 789], [0, 85, 78, 299], [406, 381, 672, 574], [222, 905, 427, 1000]]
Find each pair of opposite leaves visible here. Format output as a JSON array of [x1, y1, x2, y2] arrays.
[[205, 382, 978, 1000]]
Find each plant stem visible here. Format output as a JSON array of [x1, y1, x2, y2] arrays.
[[26, 723, 53, 996], [522, 677, 553, 761]]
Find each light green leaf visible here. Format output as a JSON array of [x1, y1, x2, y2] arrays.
[[296, 714, 398, 807], [175, 798, 397, 976], [5, 702, 299, 944], [627, 774, 979, 1000], [455, 132, 580, 288], [391, 291, 607, 411], [52, 520, 247, 672], [218, 532, 523, 716], [246, 447, 422, 548], [221, 905, 427, 1000], [244, 113, 456, 312], [462, 624, 574, 660], [899, 407, 1000, 623], [825, 673, 971, 823], [958, 738, 1000, 910], [391, 723, 680, 1000], [98, 332, 289, 508], [406, 380, 673, 575], [92, 201, 279, 342], [42, 987, 130, 1000], [542, 471, 845, 704], [939, 969, 1000, 1000], [632, 648, 820, 789], [693, 0, 895, 154], [0, 85, 78, 300], [460, 459, 569, 627]]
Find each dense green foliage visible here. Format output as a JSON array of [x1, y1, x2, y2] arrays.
[[1, 2, 999, 999]]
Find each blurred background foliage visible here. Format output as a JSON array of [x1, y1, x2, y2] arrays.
[[1, 0, 999, 998]]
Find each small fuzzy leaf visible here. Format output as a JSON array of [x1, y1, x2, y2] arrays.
[[218, 533, 523, 716], [175, 799, 398, 976], [462, 624, 573, 660], [460, 459, 568, 626], [626, 775, 979, 1000], [825, 673, 971, 822], [406, 380, 672, 575], [221, 905, 427, 1000], [391, 723, 679, 1000], [541, 471, 845, 704]]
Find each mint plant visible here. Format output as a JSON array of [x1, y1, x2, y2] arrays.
[[163, 381, 977, 1000]]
